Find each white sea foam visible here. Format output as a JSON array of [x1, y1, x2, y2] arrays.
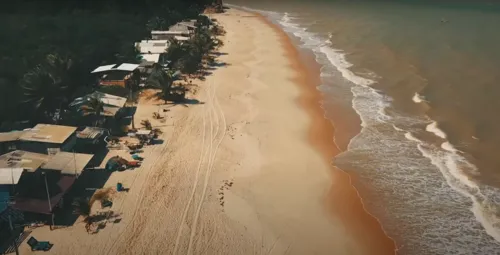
[[426, 121, 447, 139], [234, 5, 500, 252], [441, 141, 458, 152], [392, 124, 404, 132], [274, 9, 500, 250], [404, 132, 421, 143], [412, 92, 425, 103], [416, 143, 500, 243]]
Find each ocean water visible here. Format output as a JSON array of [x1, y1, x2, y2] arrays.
[[228, 0, 500, 254]]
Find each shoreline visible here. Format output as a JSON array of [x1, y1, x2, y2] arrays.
[[19, 7, 398, 255], [253, 11, 398, 255]]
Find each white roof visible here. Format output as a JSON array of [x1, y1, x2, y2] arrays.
[[178, 21, 196, 28], [139, 46, 168, 54], [174, 36, 190, 41], [98, 93, 127, 108], [137, 41, 170, 54], [0, 168, 24, 185], [140, 54, 161, 63], [140, 40, 169, 44], [136, 130, 152, 135], [169, 24, 191, 33], [91, 64, 117, 73], [115, 63, 139, 71], [151, 30, 185, 35]]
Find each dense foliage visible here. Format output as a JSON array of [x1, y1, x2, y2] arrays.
[[0, 0, 215, 124], [165, 16, 224, 75]]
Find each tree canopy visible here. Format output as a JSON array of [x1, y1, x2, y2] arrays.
[[0, 0, 217, 124]]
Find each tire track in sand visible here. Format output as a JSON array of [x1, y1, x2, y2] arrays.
[[173, 87, 209, 254], [104, 126, 174, 255], [187, 76, 227, 254]]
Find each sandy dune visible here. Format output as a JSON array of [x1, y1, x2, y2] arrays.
[[20, 8, 383, 255]]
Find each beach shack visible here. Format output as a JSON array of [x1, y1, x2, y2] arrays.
[[169, 21, 196, 35], [0, 150, 51, 229], [136, 40, 170, 55], [0, 151, 38, 252], [75, 127, 108, 152], [151, 30, 188, 40], [91, 63, 140, 88], [0, 150, 50, 204], [71, 91, 127, 119], [10, 151, 93, 224], [18, 124, 77, 155], [0, 131, 25, 154], [174, 36, 190, 42]]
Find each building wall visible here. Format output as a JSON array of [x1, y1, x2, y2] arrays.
[[0, 141, 18, 155]]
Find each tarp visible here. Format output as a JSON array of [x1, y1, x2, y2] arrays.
[[0, 168, 24, 185]]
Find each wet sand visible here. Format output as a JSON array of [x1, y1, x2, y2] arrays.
[[253, 12, 397, 255]]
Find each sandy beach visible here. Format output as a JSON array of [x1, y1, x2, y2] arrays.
[[20, 8, 395, 255]]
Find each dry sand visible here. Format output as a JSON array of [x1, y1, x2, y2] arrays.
[[21, 8, 395, 255]]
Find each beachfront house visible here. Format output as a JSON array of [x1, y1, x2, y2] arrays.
[[17, 124, 77, 155], [91, 63, 140, 88], [140, 54, 161, 64], [0, 131, 25, 154], [136, 40, 170, 55], [169, 21, 196, 35], [151, 30, 189, 40], [75, 127, 108, 153], [150, 21, 196, 41], [71, 91, 127, 119], [0, 151, 51, 201], [0, 150, 50, 251], [0, 150, 94, 224]]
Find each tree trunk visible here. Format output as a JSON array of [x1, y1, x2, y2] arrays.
[[130, 88, 135, 130]]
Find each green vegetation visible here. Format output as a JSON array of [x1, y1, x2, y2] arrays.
[[165, 16, 225, 75], [0, 0, 216, 124]]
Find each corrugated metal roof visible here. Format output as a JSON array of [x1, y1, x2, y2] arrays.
[[140, 40, 169, 44], [72, 91, 127, 109], [20, 124, 77, 144], [91, 64, 117, 73], [95, 92, 127, 108], [115, 63, 139, 72], [42, 152, 93, 175], [151, 30, 186, 35], [0, 131, 25, 143], [0, 150, 50, 172], [102, 106, 121, 117], [169, 24, 191, 33], [76, 127, 106, 140], [0, 168, 24, 185], [140, 53, 161, 63], [178, 21, 196, 28]]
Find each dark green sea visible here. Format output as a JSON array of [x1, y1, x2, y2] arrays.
[[228, 0, 500, 254]]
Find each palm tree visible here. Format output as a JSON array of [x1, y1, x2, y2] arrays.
[[21, 54, 72, 121], [73, 198, 91, 218], [76, 96, 105, 126], [147, 64, 174, 101]]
